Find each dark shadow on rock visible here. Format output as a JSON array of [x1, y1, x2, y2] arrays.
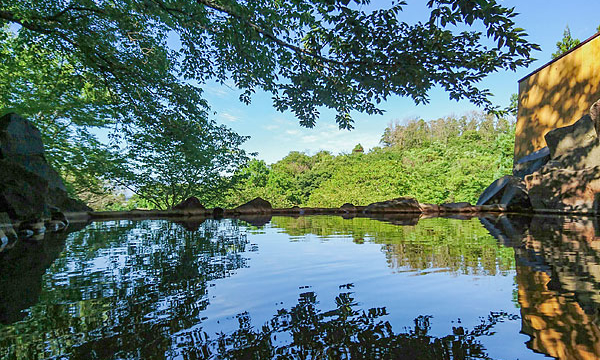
[[212, 207, 224, 219]]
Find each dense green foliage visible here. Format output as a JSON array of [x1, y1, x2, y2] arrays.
[[1, 0, 538, 129], [551, 26, 581, 59], [224, 112, 514, 208], [0, 25, 251, 210], [0, 0, 536, 210]]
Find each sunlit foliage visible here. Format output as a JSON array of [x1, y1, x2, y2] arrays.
[[225, 112, 515, 207]]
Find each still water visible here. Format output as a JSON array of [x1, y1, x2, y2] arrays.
[[0, 214, 598, 359]]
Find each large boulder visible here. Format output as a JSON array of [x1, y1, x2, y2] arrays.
[[544, 114, 597, 159], [525, 166, 600, 213], [235, 197, 272, 214], [440, 202, 479, 213], [0, 160, 49, 219], [173, 196, 205, 211], [477, 175, 531, 212], [364, 197, 422, 214], [0, 113, 90, 220], [513, 147, 550, 179], [540, 137, 600, 172]]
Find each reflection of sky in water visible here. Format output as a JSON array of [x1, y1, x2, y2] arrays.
[[194, 225, 540, 359], [0, 216, 577, 359]]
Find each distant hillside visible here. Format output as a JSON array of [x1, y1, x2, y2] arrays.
[[220, 112, 515, 208]]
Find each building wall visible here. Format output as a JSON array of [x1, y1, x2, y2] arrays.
[[514, 33, 600, 161]]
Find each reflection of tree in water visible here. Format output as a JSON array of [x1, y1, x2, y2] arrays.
[[271, 216, 515, 276], [178, 291, 511, 360], [0, 219, 249, 360]]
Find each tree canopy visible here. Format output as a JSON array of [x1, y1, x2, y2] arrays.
[[0, 0, 540, 209], [1, 0, 539, 129], [551, 25, 580, 59], [221, 111, 515, 208]]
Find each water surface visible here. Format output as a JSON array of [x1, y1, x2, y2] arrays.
[[0, 214, 598, 359]]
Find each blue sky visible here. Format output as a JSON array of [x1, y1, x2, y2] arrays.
[[202, 0, 600, 164]]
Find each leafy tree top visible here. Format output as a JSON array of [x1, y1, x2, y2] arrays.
[[1, 0, 539, 129], [352, 143, 364, 153], [551, 26, 580, 59]]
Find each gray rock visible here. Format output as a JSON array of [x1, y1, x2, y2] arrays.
[[45, 220, 66, 232], [235, 197, 272, 214], [540, 137, 600, 172], [339, 203, 356, 213], [18, 229, 34, 239], [525, 166, 600, 213], [545, 115, 597, 159], [0, 113, 45, 157], [50, 209, 68, 226], [513, 147, 550, 178], [173, 196, 205, 210], [0, 160, 49, 219], [20, 221, 46, 234], [0, 113, 91, 220], [364, 197, 422, 213], [477, 176, 513, 206], [499, 180, 531, 211], [477, 175, 531, 212], [590, 99, 600, 133]]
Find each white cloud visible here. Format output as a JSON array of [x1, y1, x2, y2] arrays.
[[220, 112, 240, 122], [263, 124, 280, 131], [285, 129, 300, 135]]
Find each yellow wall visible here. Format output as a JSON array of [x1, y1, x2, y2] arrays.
[[515, 34, 600, 161]]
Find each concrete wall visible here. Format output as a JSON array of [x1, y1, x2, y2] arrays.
[[515, 33, 600, 162]]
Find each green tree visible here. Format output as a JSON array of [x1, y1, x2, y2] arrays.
[[0, 23, 250, 209], [552, 25, 581, 59], [352, 143, 364, 153], [117, 115, 250, 209], [0, 26, 127, 203], [508, 93, 519, 117], [229, 112, 516, 208], [1, 0, 539, 130], [1, 1, 539, 209]]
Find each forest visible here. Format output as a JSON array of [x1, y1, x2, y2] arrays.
[[217, 111, 515, 208], [0, 0, 539, 211], [104, 111, 515, 210]]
